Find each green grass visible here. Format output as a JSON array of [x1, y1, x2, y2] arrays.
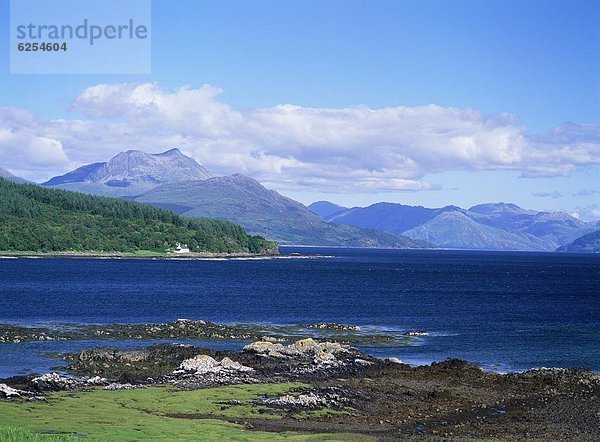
[[0, 426, 76, 441], [0, 384, 372, 441]]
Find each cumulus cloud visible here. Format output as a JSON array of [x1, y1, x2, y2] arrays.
[[0, 108, 70, 179], [1, 82, 600, 190]]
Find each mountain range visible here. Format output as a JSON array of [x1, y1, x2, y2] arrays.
[[41, 149, 424, 248], [309, 201, 596, 251], [6, 147, 592, 251]]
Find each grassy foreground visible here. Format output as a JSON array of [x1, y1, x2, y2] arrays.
[[0, 427, 75, 441], [0, 383, 370, 441]]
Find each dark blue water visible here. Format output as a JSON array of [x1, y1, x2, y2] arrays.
[[0, 248, 599, 377]]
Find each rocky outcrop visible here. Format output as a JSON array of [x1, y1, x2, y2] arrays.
[[0, 383, 24, 398], [176, 355, 254, 375], [104, 383, 145, 391], [65, 344, 208, 380], [262, 392, 331, 410], [0, 383, 46, 402], [30, 373, 108, 391], [168, 355, 257, 388], [242, 338, 380, 376], [244, 338, 347, 362], [511, 367, 600, 386], [259, 386, 366, 411]]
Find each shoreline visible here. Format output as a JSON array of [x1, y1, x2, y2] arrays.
[[0, 251, 329, 261], [1, 333, 598, 440]]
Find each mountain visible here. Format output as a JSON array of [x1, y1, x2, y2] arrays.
[[135, 174, 427, 248], [0, 168, 29, 184], [43, 148, 211, 197], [0, 177, 275, 254], [308, 201, 349, 218], [402, 207, 550, 251], [557, 229, 600, 253], [42, 149, 427, 248], [325, 202, 437, 234], [314, 201, 592, 251], [468, 203, 592, 248]]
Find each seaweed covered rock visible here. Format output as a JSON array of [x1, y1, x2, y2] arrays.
[[65, 343, 207, 379]]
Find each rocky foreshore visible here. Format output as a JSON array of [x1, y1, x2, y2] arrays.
[[0, 319, 407, 346], [2, 337, 599, 440]]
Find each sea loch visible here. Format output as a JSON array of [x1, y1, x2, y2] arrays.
[[0, 247, 599, 376]]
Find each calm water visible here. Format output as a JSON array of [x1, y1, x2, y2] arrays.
[[0, 248, 599, 377]]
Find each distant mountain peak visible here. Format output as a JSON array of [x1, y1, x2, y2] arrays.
[[469, 202, 532, 215], [43, 148, 211, 196]]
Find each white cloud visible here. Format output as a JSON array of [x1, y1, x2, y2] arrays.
[[1, 82, 600, 190], [0, 108, 70, 179], [573, 205, 600, 222]]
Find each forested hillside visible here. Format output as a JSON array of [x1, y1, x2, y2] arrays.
[[0, 178, 276, 254]]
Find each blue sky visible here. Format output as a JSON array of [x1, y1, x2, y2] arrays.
[[1, 0, 599, 218]]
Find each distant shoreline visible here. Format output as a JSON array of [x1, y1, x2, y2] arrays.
[[0, 251, 326, 261]]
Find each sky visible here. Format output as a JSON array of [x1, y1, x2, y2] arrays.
[[1, 0, 599, 219]]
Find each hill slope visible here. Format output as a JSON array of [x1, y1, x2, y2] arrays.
[[136, 174, 427, 248], [557, 229, 600, 253], [0, 178, 275, 254], [43, 149, 211, 197]]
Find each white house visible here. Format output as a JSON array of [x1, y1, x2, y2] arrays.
[[173, 243, 190, 254]]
